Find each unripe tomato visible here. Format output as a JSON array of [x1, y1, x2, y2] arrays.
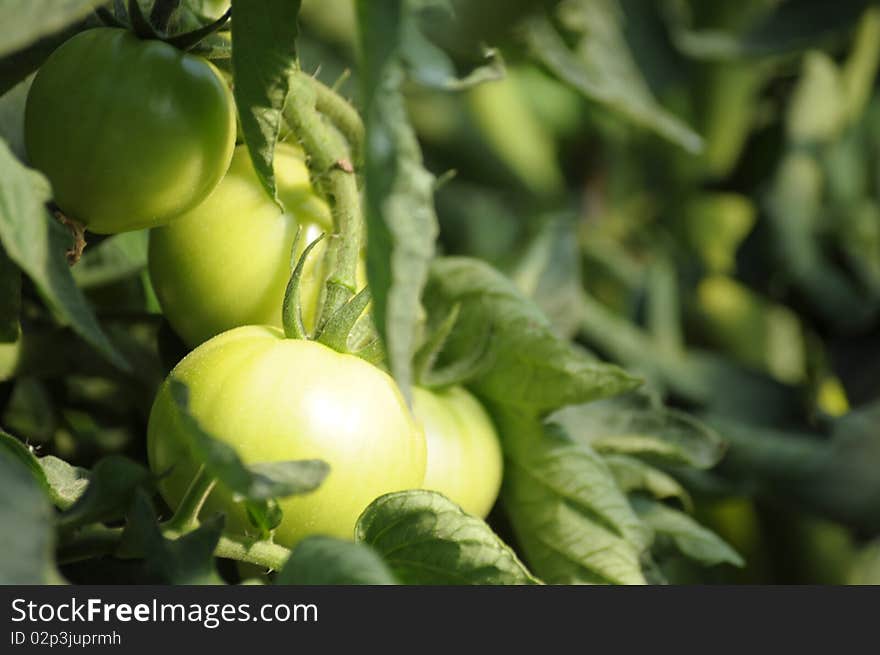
[[147, 326, 427, 545], [148, 143, 333, 348], [25, 28, 235, 234], [413, 386, 503, 518]]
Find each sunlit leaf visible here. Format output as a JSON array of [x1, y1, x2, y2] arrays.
[[357, 490, 540, 585], [500, 412, 649, 584]]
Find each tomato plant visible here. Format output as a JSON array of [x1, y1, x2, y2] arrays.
[[2, 0, 880, 594], [148, 325, 427, 545], [413, 385, 503, 519], [25, 27, 235, 234], [148, 142, 333, 347]]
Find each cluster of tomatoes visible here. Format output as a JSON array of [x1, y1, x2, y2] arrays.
[[25, 27, 503, 546]]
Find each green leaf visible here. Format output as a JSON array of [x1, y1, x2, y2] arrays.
[[512, 217, 591, 339], [764, 151, 874, 330], [168, 379, 330, 500], [425, 257, 639, 416], [230, 0, 301, 201], [401, 5, 504, 90], [603, 454, 692, 510], [0, 438, 62, 583], [467, 72, 564, 197], [39, 455, 89, 510], [421, 0, 561, 50], [277, 536, 398, 585], [575, 289, 801, 423], [58, 455, 154, 531], [0, 0, 96, 58], [243, 461, 330, 499], [694, 275, 807, 384], [841, 8, 880, 125], [523, 0, 702, 153], [552, 392, 726, 469], [0, 429, 50, 494], [787, 52, 845, 144], [739, 0, 872, 57], [631, 496, 744, 568], [122, 489, 224, 584], [0, 74, 31, 162], [359, 0, 438, 401], [72, 230, 149, 288], [499, 411, 648, 585], [668, 0, 869, 60], [0, 140, 129, 370], [679, 193, 756, 274], [244, 498, 283, 539], [356, 490, 539, 585], [0, 28, 81, 96]]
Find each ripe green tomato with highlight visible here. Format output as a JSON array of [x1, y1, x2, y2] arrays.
[[25, 28, 235, 234], [413, 386, 503, 519], [147, 325, 427, 546], [148, 143, 334, 348]]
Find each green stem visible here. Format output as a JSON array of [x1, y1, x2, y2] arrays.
[[212, 534, 292, 572], [56, 525, 292, 572], [284, 73, 364, 335], [303, 73, 365, 164], [163, 466, 216, 532]]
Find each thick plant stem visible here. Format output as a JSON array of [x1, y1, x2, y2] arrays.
[[56, 525, 292, 572], [283, 73, 364, 334], [212, 534, 292, 572], [304, 73, 365, 164], [164, 466, 216, 532]]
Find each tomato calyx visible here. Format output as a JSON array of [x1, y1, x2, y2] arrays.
[[164, 8, 232, 52], [280, 229, 383, 364], [316, 286, 373, 354], [96, 0, 231, 52], [281, 230, 326, 341]]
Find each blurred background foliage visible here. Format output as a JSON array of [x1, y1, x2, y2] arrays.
[[2, 0, 880, 583], [302, 0, 880, 583]]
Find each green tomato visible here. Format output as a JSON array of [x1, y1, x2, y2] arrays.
[[25, 28, 235, 234], [147, 325, 427, 545], [413, 386, 503, 519], [148, 143, 333, 348]]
